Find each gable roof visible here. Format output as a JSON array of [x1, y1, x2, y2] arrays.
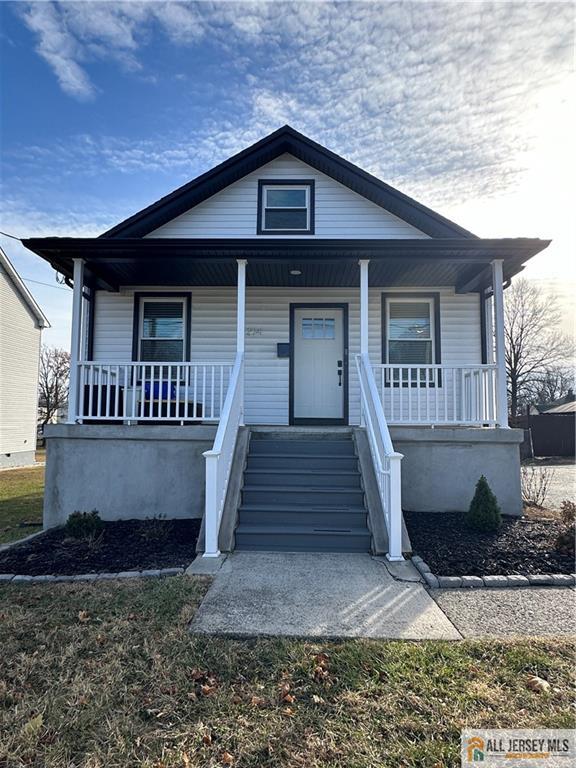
[[0, 247, 50, 328], [102, 125, 477, 240]]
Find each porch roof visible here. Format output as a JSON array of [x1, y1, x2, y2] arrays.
[[23, 236, 550, 293]]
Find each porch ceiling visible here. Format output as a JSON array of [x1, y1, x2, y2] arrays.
[[23, 237, 550, 293]]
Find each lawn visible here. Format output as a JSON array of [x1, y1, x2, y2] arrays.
[[1, 577, 574, 768], [0, 465, 44, 544]]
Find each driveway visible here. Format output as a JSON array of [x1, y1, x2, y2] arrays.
[[545, 463, 576, 510], [432, 586, 576, 638], [190, 552, 461, 640]]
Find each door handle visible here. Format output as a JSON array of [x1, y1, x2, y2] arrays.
[[337, 361, 343, 387]]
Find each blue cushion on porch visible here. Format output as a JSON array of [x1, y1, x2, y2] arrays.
[[144, 382, 177, 400]]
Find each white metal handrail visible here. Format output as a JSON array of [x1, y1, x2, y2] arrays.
[[203, 352, 244, 557], [372, 364, 498, 426], [356, 354, 403, 561], [73, 361, 233, 422]]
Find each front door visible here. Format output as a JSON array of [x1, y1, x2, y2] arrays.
[[291, 306, 347, 424]]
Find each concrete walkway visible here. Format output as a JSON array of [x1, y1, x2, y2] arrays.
[[189, 552, 461, 640]]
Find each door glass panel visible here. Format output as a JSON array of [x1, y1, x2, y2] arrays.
[[302, 317, 337, 340], [324, 318, 335, 339]]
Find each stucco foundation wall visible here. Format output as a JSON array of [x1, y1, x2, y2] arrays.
[[43, 425, 216, 528], [389, 427, 524, 516]]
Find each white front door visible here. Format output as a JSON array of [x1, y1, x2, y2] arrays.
[[293, 307, 345, 422]]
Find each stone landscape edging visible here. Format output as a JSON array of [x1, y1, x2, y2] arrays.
[[411, 555, 576, 589], [0, 567, 186, 584]]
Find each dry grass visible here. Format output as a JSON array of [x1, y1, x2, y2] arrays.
[[0, 466, 44, 544], [1, 576, 575, 767]]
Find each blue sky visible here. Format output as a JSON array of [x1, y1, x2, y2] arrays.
[[1, 1, 574, 347]]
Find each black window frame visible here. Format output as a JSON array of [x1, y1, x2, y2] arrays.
[[381, 292, 442, 387], [257, 179, 315, 235], [132, 292, 192, 362]]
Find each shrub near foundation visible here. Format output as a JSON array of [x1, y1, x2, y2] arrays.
[[65, 510, 104, 539], [465, 475, 502, 533]]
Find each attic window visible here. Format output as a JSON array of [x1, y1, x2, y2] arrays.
[[258, 180, 314, 235]]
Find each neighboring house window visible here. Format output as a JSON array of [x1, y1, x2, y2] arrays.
[[139, 298, 186, 362], [382, 293, 441, 383], [257, 180, 315, 234]]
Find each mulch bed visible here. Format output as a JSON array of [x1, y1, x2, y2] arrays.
[[404, 511, 574, 577], [0, 519, 200, 576]]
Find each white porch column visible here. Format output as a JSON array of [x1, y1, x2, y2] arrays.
[[484, 292, 494, 363], [67, 258, 85, 423], [491, 259, 509, 428], [359, 259, 369, 356], [236, 259, 247, 425]]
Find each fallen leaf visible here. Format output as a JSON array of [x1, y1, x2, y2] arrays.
[[313, 665, 329, 682], [182, 752, 191, 767], [282, 706, 295, 717], [281, 693, 295, 704], [250, 695, 266, 707], [190, 668, 207, 681], [187, 692, 198, 701], [278, 682, 291, 697], [200, 684, 217, 697], [221, 751, 234, 765], [22, 713, 43, 738], [202, 733, 212, 746], [78, 610, 90, 623], [526, 675, 551, 693]]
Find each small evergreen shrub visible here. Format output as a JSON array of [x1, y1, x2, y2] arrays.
[[465, 475, 502, 533], [65, 510, 104, 539], [555, 500, 575, 557]]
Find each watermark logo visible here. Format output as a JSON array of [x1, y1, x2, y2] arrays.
[[462, 730, 575, 767]]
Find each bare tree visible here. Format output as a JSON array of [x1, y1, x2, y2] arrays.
[[38, 346, 70, 426], [504, 279, 573, 416], [529, 365, 575, 407]]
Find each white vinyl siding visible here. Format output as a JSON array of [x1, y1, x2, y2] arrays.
[[0, 265, 42, 460], [90, 286, 481, 425], [146, 154, 428, 239]]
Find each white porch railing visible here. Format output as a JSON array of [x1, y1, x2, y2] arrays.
[[356, 354, 403, 561], [203, 352, 244, 557], [372, 364, 498, 426], [74, 361, 233, 422]]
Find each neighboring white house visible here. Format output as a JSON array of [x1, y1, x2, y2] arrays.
[[25, 126, 550, 559], [0, 247, 49, 468]]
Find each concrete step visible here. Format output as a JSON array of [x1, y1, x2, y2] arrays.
[[248, 439, 355, 456], [242, 485, 365, 507], [243, 468, 361, 488], [235, 524, 371, 553], [238, 504, 367, 527], [246, 453, 359, 471]]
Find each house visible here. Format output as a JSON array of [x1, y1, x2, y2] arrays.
[[0, 247, 50, 468], [24, 126, 550, 559]]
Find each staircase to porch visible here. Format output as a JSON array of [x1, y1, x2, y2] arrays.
[[235, 430, 372, 552]]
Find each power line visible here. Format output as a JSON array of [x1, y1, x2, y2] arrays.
[[22, 276, 70, 291]]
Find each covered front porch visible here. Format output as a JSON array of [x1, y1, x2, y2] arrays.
[[24, 236, 532, 430], [25, 236, 546, 561]]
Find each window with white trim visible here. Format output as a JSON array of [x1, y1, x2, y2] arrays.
[[139, 298, 186, 362], [385, 298, 434, 365], [258, 181, 314, 233]]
